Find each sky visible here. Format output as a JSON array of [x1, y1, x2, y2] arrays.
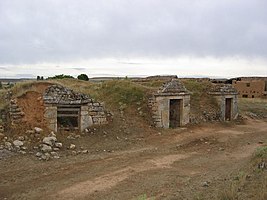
[[0, 0, 267, 78]]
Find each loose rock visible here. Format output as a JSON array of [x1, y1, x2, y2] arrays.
[[13, 140, 24, 147], [34, 127, 43, 134], [43, 136, 57, 146], [69, 144, 76, 150], [54, 142, 62, 148], [41, 144, 52, 153]]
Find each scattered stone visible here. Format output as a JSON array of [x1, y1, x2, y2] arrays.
[[53, 155, 60, 159], [36, 152, 42, 157], [202, 181, 210, 187], [40, 153, 50, 161], [21, 146, 27, 150], [219, 147, 225, 151], [69, 144, 76, 150], [43, 136, 57, 146], [71, 151, 77, 155], [258, 162, 266, 169], [34, 127, 43, 134], [17, 136, 24, 141], [48, 131, 56, 137], [53, 147, 60, 151], [13, 140, 24, 147], [41, 144, 52, 153], [82, 150, 89, 154], [19, 150, 26, 155], [67, 135, 75, 140], [50, 151, 58, 156], [54, 142, 62, 148], [258, 141, 264, 144]]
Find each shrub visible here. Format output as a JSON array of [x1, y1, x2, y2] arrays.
[[77, 74, 89, 81], [47, 74, 74, 79]]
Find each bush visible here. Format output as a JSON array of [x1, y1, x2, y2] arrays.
[[77, 74, 89, 81], [47, 74, 74, 79]]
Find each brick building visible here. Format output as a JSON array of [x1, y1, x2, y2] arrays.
[[232, 77, 267, 98]]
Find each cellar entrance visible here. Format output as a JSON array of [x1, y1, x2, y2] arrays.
[[169, 99, 182, 128]]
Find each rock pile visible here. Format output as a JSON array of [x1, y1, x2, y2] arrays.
[[0, 135, 28, 156], [36, 132, 62, 161]]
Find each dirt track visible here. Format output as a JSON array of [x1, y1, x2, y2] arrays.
[[1, 118, 267, 200]]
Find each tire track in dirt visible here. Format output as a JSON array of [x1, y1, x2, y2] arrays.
[[53, 154, 192, 200]]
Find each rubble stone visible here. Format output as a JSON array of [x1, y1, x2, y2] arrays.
[[34, 127, 43, 133], [13, 140, 24, 147], [42, 136, 57, 146], [69, 144, 76, 150], [41, 144, 52, 153]]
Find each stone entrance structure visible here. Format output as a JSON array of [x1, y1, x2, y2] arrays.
[[149, 79, 190, 128], [43, 85, 109, 132], [209, 85, 238, 121]]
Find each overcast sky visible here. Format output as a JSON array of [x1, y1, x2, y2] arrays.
[[0, 0, 267, 78]]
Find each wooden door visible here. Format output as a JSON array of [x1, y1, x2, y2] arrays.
[[169, 99, 181, 128], [225, 98, 232, 121]]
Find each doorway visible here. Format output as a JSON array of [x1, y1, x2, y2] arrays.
[[169, 99, 182, 128], [57, 106, 80, 131], [225, 98, 232, 121]]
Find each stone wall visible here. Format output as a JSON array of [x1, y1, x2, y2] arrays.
[[214, 94, 238, 121], [44, 105, 57, 131], [9, 99, 24, 125], [43, 85, 112, 132], [44, 100, 111, 133], [148, 94, 190, 128]]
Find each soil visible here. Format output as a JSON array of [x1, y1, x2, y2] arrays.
[[1, 118, 267, 200], [15, 82, 52, 128], [17, 91, 46, 128]]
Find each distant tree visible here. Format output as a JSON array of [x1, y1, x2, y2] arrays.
[[41, 76, 44, 80], [77, 74, 89, 81], [37, 76, 40, 81], [47, 74, 74, 79], [0, 81, 2, 89]]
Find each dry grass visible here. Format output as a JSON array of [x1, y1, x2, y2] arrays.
[[238, 98, 267, 118], [218, 146, 267, 200]]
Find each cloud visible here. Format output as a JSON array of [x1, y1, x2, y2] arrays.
[[0, 0, 266, 65]]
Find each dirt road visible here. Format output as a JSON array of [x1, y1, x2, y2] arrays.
[[1, 119, 267, 200]]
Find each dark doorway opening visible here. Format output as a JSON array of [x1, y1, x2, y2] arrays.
[[57, 106, 80, 131], [169, 99, 182, 128], [225, 98, 232, 121]]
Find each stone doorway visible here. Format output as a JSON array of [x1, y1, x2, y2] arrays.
[[169, 99, 182, 128], [57, 106, 80, 131], [225, 98, 232, 121]]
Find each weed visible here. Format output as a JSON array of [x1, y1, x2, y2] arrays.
[[254, 146, 267, 158], [137, 194, 155, 200]]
